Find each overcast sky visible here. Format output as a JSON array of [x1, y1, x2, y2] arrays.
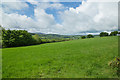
[[0, 0, 118, 35]]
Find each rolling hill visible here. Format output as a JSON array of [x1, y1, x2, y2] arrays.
[[2, 36, 118, 78]]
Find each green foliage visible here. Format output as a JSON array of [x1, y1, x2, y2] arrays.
[[0, 26, 2, 48], [110, 31, 118, 36], [32, 33, 81, 40], [2, 29, 36, 47], [108, 57, 120, 68], [2, 36, 118, 78], [87, 34, 94, 38], [99, 32, 109, 37], [32, 34, 42, 44], [1, 28, 71, 48], [41, 38, 71, 43], [81, 36, 86, 39]]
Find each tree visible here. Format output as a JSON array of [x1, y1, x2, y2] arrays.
[[2, 29, 12, 47], [0, 25, 3, 48], [81, 36, 86, 39], [32, 34, 42, 44], [87, 34, 94, 38], [118, 32, 120, 34], [2, 29, 36, 48], [110, 31, 118, 36], [99, 32, 109, 37]]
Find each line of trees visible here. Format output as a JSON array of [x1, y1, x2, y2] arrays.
[[1, 27, 72, 48], [81, 34, 94, 39], [100, 31, 119, 37], [1, 25, 119, 47], [81, 31, 119, 39]]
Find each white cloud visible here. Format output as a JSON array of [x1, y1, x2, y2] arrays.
[[1, 2, 59, 34], [2, 2, 29, 13], [33, 2, 64, 10], [0, 1, 118, 35], [26, 0, 39, 5], [1, 9, 56, 33], [34, 7, 56, 29], [93, 12, 103, 23], [57, 1, 118, 34], [50, 3, 64, 9], [2, 13, 34, 30], [87, 0, 119, 2]]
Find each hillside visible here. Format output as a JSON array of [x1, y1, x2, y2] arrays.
[[30, 33, 82, 39], [2, 36, 118, 78]]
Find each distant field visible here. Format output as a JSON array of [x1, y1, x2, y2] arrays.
[[2, 36, 118, 78]]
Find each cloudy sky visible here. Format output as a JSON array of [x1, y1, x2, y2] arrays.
[[0, 0, 118, 35]]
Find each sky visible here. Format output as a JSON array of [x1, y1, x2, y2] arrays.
[[0, 0, 119, 35]]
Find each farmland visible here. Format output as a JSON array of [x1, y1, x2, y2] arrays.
[[2, 36, 118, 78]]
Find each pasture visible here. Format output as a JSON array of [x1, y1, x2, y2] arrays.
[[2, 36, 118, 78]]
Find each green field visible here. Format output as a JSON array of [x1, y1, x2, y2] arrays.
[[2, 36, 118, 78]]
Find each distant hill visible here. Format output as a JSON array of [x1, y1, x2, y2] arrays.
[[30, 32, 100, 39], [30, 33, 81, 39], [30, 32, 44, 35]]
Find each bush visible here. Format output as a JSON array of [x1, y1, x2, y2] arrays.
[[41, 39, 49, 43], [110, 31, 118, 36], [2, 29, 36, 48], [81, 36, 86, 39], [99, 32, 109, 37], [32, 34, 42, 44], [108, 57, 120, 69], [87, 34, 94, 38]]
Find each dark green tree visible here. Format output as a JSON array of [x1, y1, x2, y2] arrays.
[[81, 36, 86, 39], [110, 31, 118, 36], [99, 32, 109, 37], [2, 29, 36, 48], [87, 34, 94, 38]]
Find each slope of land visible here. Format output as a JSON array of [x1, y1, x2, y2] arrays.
[[2, 36, 118, 78], [30, 33, 81, 39]]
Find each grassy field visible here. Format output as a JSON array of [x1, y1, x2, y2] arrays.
[[2, 36, 118, 78]]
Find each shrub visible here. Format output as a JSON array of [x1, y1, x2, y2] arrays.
[[87, 34, 94, 38], [32, 34, 42, 44], [108, 57, 120, 68], [81, 36, 86, 39], [110, 31, 118, 36], [99, 32, 109, 37]]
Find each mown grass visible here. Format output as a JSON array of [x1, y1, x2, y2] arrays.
[[2, 36, 118, 78]]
